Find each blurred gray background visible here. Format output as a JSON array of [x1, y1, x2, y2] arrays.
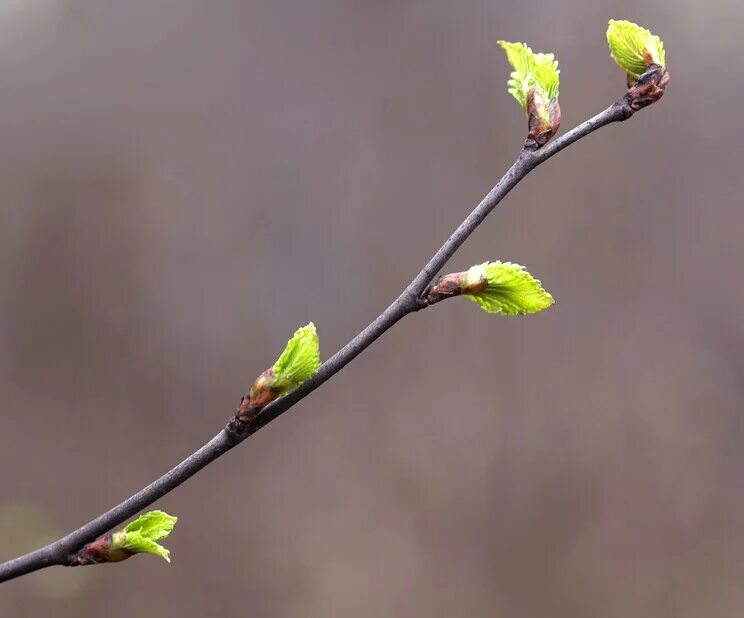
[[0, 1, 741, 616]]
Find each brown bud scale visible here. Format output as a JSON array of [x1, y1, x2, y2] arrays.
[[526, 89, 561, 149], [627, 64, 669, 111], [70, 535, 133, 566]]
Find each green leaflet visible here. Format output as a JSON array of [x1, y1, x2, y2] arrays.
[[464, 261, 554, 316], [112, 510, 178, 563], [124, 510, 178, 541], [607, 19, 666, 80], [532, 54, 560, 100], [117, 533, 172, 562], [271, 323, 321, 394], [498, 41, 560, 112]]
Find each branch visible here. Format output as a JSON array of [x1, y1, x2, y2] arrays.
[[0, 97, 635, 584]]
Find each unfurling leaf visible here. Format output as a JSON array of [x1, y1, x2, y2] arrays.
[[239, 323, 321, 421], [498, 41, 561, 146], [607, 19, 665, 81], [270, 323, 321, 394], [498, 41, 560, 112], [463, 261, 554, 316], [111, 510, 178, 563], [124, 510, 178, 541]]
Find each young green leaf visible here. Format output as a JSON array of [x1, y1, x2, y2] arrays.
[[271, 322, 321, 394], [607, 19, 666, 80], [111, 510, 178, 563], [532, 53, 560, 100], [240, 323, 322, 420], [124, 510, 178, 541], [463, 261, 554, 316], [498, 41, 560, 112]]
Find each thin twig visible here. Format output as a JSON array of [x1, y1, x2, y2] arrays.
[[0, 97, 634, 584]]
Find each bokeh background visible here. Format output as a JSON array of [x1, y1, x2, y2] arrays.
[[0, 1, 741, 616]]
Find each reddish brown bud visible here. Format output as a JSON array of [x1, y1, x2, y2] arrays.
[[627, 64, 669, 111], [425, 270, 487, 306], [526, 88, 561, 149], [236, 368, 280, 422], [425, 272, 466, 305], [71, 535, 133, 566]]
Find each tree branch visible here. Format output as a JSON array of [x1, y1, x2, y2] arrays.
[[0, 97, 634, 584]]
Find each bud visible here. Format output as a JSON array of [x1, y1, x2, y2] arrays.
[[527, 88, 561, 148], [498, 41, 561, 148], [237, 323, 321, 423], [425, 270, 485, 305], [607, 20, 668, 109], [425, 261, 554, 316], [626, 64, 669, 111], [73, 511, 178, 565]]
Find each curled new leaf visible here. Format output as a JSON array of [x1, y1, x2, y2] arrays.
[[498, 41, 560, 112], [607, 19, 665, 81], [124, 510, 178, 542], [111, 510, 178, 563], [238, 323, 321, 421], [271, 323, 321, 394], [498, 41, 561, 146], [463, 261, 554, 316]]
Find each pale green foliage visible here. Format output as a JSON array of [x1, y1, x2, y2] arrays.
[[114, 510, 178, 562], [464, 261, 554, 316], [532, 54, 560, 100], [607, 19, 666, 80], [498, 41, 560, 112], [124, 510, 177, 541], [271, 323, 321, 394]]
